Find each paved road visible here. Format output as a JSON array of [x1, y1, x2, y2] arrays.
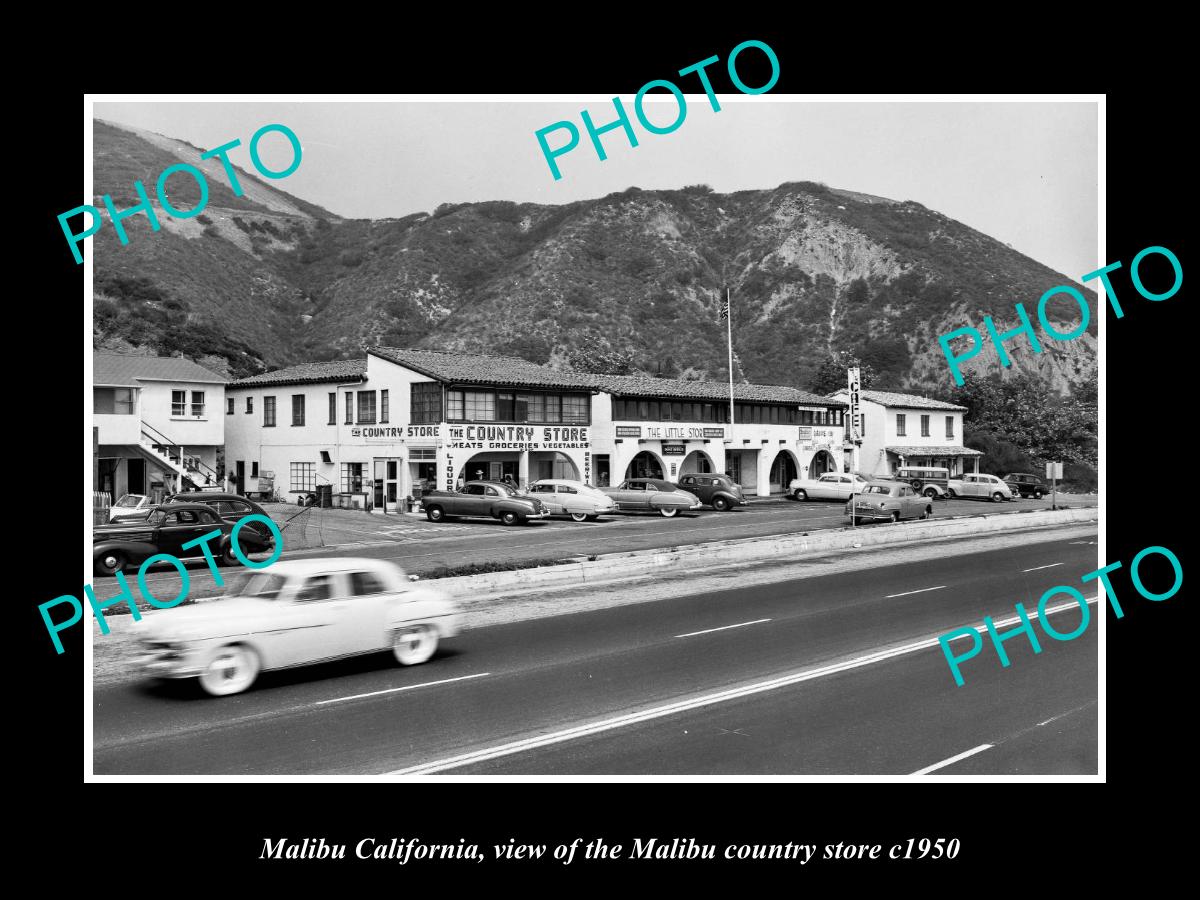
[[97, 493, 1098, 602], [93, 531, 1098, 775]]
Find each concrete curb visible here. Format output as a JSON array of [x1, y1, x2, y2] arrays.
[[426, 507, 1099, 599]]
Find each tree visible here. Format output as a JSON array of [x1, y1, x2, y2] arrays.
[[567, 347, 636, 375], [807, 352, 877, 396]]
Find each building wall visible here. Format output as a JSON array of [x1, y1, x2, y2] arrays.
[[849, 399, 966, 476], [140, 380, 225, 448]]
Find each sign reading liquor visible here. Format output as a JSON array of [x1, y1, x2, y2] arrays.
[[446, 425, 590, 450], [350, 424, 441, 442]]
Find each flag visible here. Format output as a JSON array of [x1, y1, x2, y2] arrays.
[[719, 296, 730, 320]]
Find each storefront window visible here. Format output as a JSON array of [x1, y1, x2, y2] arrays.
[[290, 462, 314, 491], [341, 462, 366, 493]]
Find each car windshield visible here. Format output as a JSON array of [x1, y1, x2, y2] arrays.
[[145, 509, 167, 526], [862, 485, 890, 494], [115, 495, 146, 508], [239, 573, 288, 600]]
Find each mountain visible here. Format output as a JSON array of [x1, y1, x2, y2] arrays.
[[91, 120, 1096, 395]]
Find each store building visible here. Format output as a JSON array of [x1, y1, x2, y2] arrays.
[[225, 348, 850, 508], [93, 353, 227, 499], [827, 388, 981, 477]]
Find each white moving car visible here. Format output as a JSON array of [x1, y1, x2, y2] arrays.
[[135, 558, 461, 696], [947, 473, 1014, 502], [527, 479, 617, 521], [788, 472, 872, 501]]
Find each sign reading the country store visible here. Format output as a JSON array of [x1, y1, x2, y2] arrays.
[[446, 425, 590, 450], [350, 425, 441, 441]]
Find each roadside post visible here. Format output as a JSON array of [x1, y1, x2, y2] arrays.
[[1046, 461, 1063, 510]]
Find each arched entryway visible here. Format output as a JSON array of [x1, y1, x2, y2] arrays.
[[768, 450, 799, 493], [810, 449, 837, 477], [679, 450, 715, 476], [625, 450, 664, 480], [530, 451, 580, 482]]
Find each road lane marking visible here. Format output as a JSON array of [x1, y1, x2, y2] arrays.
[[942, 594, 1100, 643], [675, 619, 772, 639], [885, 586, 946, 598], [1023, 563, 1063, 572], [315, 672, 491, 705], [383, 598, 1099, 776], [910, 744, 993, 775]]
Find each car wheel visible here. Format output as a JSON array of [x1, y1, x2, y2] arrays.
[[198, 645, 260, 697], [947, 489, 957, 498], [991, 492, 1004, 503], [94, 551, 127, 577], [712, 496, 730, 512], [891, 511, 900, 523], [219, 542, 239, 566], [426, 505, 445, 523], [794, 490, 807, 501], [393, 624, 438, 666], [660, 507, 679, 518], [924, 487, 938, 498], [501, 511, 520, 526], [1034, 491, 1043, 499], [570, 512, 588, 522]]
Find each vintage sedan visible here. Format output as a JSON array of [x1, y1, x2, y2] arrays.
[[601, 478, 702, 517], [527, 479, 617, 521], [109, 493, 154, 521], [93, 503, 272, 576], [676, 473, 745, 511], [167, 491, 276, 551], [789, 472, 873, 501], [421, 480, 550, 525], [947, 473, 1015, 502], [845, 482, 934, 525], [134, 558, 461, 696]]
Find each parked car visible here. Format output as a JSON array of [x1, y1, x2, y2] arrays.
[[421, 481, 550, 525], [896, 466, 952, 499], [601, 478, 702, 517], [134, 558, 461, 696], [947, 473, 1014, 502], [109, 493, 154, 522], [789, 472, 872, 501], [1003, 473, 1047, 499], [845, 482, 934, 525], [527, 479, 617, 521], [93, 503, 271, 576], [676, 473, 745, 511], [167, 491, 276, 553]]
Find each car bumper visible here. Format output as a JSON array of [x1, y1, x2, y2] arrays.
[[524, 510, 550, 519], [847, 506, 893, 520], [135, 644, 205, 679]]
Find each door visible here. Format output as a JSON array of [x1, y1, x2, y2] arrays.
[[529, 483, 562, 514], [810, 475, 838, 499], [235, 460, 246, 496], [127, 458, 146, 495], [266, 574, 346, 667], [374, 459, 386, 509], [386, 459, 400, 511]]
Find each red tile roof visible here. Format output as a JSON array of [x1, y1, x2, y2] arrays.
[[830, 388, 966, 411], [94, 353, 227, 386], [228, 359, 367, 388], [587, 373, 842, 406], [369, 348, 597, 390], [886, 445, 983, 456]]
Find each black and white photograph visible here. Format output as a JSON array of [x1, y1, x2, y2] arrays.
[[77, 92, 1108, 780]]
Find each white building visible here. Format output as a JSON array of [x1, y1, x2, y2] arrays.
[[827, 388, 981, 477], [225, 348, 850, 509], [93, 353, 226, 499]]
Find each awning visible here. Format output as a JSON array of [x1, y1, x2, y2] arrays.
[[886, 445, 983, 457]]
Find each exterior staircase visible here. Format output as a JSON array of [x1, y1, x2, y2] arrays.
[[139, 424, 222, 492]]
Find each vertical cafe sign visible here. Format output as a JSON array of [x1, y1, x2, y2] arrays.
[[847, 366, 861, 443]]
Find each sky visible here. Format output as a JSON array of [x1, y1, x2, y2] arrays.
[[94, 99, 1099, 281]]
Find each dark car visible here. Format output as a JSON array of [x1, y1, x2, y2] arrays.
[[1003, 473, 1047, 499], [676, 473, 745, 511], [92, 503, 264, 576], [421, 481, 550, 525], [167, 492, 276, 551]]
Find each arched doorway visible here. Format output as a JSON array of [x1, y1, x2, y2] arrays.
[[679, 450, 714, 476], [625, 450, 664, 480], [810, 449, 837, 477], [530, 451, 580, 482], [768, 450, 799, 493]]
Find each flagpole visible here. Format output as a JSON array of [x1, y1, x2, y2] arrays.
[[726, 287, 735, 428]]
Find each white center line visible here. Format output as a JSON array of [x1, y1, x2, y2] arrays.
[[675, 619, 772, 639], [885, 585, 946, 598], [315, 672, 491, 705], [1023, 562, 1064, 572], [910, 744, 994, 775], [384, 594, 1102, 775]]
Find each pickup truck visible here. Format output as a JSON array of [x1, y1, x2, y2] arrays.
[[421, 481, 550, 525]]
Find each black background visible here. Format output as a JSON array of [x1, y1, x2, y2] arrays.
[[23, 23, 1187, 885]]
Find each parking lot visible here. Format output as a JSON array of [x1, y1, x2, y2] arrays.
[[95, 492, 1099, 605]]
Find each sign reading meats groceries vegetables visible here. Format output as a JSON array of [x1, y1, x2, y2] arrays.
[[446, 425, 590, 450]]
